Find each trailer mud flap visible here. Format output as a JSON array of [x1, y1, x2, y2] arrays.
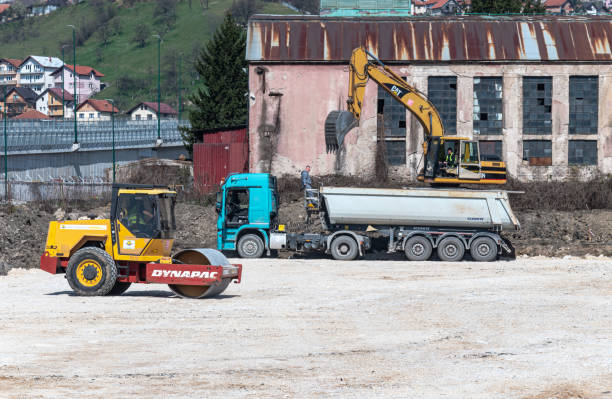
[[499, 236, 516, 260]]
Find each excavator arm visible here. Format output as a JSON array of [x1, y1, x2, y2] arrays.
[[325, 47, 445, 152]]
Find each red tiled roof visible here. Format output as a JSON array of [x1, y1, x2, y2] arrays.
[[47, 87, 74, 101], [53, 64, 104, 77], [0, 4, 10, 14], [2, 58, 22, 68], [544, 0, 571, 7], [14, 109, 50, 120], [127, 101, 178, 115], [76, 99, 119, 113]]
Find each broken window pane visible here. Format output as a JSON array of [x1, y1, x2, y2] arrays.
[[523, 140, 552, 165], [568, 140, 597, 165], [473, 77, 502, 135], [523, 77, 552, 135], [378, 81, 407, 165], [428, 76, 457, 135], [569, 76, 598, 135]]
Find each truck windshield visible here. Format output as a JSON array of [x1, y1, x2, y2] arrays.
[[158, 194, 176, 238]]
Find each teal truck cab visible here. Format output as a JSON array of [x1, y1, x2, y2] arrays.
[[215, 173, 371, 260]]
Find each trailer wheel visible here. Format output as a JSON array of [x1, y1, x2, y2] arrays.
[[404, 236, 432, 261], [66, 247, 117, 296], [330, 236, 358, 261], [470, 236, 498, 262], [437, 236, 465, 262], [237, 234, 265, 258]]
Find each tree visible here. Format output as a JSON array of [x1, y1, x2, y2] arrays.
[[132, 23, 150, 48], [470, 0, 545, 13], [181, 14, 247, 152], [229, 0, 261, 25], [154, 0, 178, 32]]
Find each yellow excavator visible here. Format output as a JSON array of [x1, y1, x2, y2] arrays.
[[325, 47, 507, 185]]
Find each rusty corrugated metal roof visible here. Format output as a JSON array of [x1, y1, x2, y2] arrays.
[[246, 15, 612, 62]]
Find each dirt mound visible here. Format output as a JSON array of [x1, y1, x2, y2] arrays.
[[1, 174, 611, 272]]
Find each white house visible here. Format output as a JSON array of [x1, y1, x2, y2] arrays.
[[18, 55, 63, 94], [75, 99, 118, 121], [36, 87, 74, 118], [126, 101, 178, 120]]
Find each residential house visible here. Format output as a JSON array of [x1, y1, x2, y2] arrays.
[[0, 58, 21, 91], [413, 0, 428, 13], [30, 0, 65, 16], [52, 64, 104, 103], [426, 0, 462, 14], [36, 87, 74, 118], [0, 87, 38, 117], [75, 99, 118, 121], [543, 0, 574, 13], [126, 102, 178, 120], [18, 55, 63, 94], [14, 109, 50, 120], [0, 3, 10, 22]]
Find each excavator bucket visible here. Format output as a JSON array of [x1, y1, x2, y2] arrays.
[[324, 110, 358, 153]]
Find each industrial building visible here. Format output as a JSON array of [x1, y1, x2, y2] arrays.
[[246, 15, 612, 181]]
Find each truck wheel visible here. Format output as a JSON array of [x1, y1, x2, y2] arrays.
[[470, 236, 498, 262], [66, 247, 117, 296], [237, 234, 265, 258], [331, 236, 358, 261], [436, 236, 465, 262], [404, 236, 432, 261]]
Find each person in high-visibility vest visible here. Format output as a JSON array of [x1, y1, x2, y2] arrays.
[[127, 202, 154, 233], [445, 148, 456, 167]]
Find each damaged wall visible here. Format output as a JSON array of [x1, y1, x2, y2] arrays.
[[248, 62, 612, 181]]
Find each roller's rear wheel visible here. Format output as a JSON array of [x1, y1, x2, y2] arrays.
[[168, 249, 234, 299], [66, 247, 117, 296]]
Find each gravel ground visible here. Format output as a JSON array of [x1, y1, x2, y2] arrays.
[[1, 257, 611, 399]]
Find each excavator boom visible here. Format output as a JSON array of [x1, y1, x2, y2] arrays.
[[325, 47, 444, 152]]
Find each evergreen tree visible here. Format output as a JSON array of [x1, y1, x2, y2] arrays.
[[181, 14, 247, 152]]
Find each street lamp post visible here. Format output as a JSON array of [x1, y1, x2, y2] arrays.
[[3, 86, 7, 200], [67, 25, 79, 151], [61, 45, 66, 119], [105, 98, 116, 183], [177, 53, 182, 121], [153, 34, 162, 147]]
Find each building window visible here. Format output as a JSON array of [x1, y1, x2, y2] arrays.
[[479, 140, 503, 161], [377, 81, 407, 165], [473, 77, 503, 135], [569, 76, 598, 135], [522, 77, 552, 134], [136, 114, 141, 120], [523, 140, 552, 166], [79, 114, 84, 119], [428, 76, 457, 135], [88, 113, 94, 118], [147, 114, 153, 120], [569, 140, 597, 165]]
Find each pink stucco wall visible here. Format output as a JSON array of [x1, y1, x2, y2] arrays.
[[53, 68, 101, 102], [248, 64, 384, 178]]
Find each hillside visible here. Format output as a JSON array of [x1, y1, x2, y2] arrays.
[[0, 0, 298, 111]]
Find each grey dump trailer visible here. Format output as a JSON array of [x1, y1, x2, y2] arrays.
[[270, 186, 520, 262]]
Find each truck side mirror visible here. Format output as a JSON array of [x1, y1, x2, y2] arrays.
[[215, 191, 222, 214]]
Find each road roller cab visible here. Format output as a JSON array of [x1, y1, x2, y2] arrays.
[[40, 183, 241, 298]]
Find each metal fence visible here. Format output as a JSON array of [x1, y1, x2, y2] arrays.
[[0, 119, 191, 202]]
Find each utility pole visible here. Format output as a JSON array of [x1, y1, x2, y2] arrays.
[[67, 25, 79, 151], [153, 34, 162, 147], [61, 45, 66, 119]]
